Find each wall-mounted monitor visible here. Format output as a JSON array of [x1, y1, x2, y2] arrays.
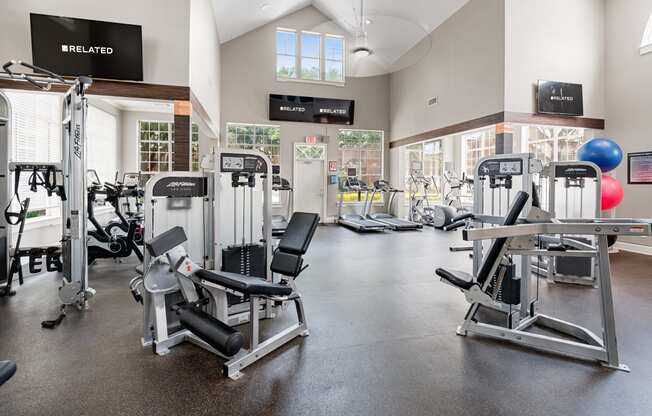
[[269, 94, 354, 125], [536, 80, 583, 116], [30, 13, 143, 81], [628, 151, 652, 184]]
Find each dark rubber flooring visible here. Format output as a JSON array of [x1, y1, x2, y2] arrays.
[[1, 225, 652, 415]]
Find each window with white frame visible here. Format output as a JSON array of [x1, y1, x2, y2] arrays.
[[338, 129, 383, 203], [227, 123, 281, 204], [5, 91, 63, 219], [87, 106, 118, 183], [461, 129, 496, 178], [403, 139, 444, 204], [520, 126, 586, 164], [139, 121, 173, 174], [191, 124, 200, 171], [641, 13, 652, 55], [276, 28, 345, 84], [324, 35, 345, 82], [301, 32, 321, 80], [276, 29, 297, 78]]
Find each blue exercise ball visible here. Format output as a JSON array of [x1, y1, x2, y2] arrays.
[[577, 138, 623, 172]]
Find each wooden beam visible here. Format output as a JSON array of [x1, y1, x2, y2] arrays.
[[389, 112, 504, 148], [173, 100, 192, 171], [504, 111, 605, 130], [0, 78, 189, 101], [389, 111, 605, 148]]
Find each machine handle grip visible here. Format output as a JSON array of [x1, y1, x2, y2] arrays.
[[452, 212, 474, 222], [444, 220, 467, 231]]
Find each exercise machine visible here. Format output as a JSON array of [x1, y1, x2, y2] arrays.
[[142, 211, 318, 379], [271, 164, 293, 237], [131, 150, 282, 349], [0, 61, 94, 317], [437, 189, 651, 371], [364, 180, 422, 230], [337, 168, 387, 232], [407, 162, 437, 227], [534, 161, 602, 285], [86, 170, 143, 264], [430, 170, 473, 229], [437, 153, 650, 371]]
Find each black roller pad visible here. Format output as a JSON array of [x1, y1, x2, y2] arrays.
[[177, 308, 244, 357]]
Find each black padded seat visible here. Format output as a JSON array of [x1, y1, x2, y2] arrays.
[[0, 360, 16, 385], [436, 268, 474, 290], [437, 191, 530, 290], [196, 269, 293, 297]]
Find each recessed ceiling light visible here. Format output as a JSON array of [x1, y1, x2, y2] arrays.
[[365, 18, 373, 25], [353, 47, 372, 57], [261, 3, 270, 11]]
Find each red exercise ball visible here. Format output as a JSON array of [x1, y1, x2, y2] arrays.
[[601, 175, 624, 211]]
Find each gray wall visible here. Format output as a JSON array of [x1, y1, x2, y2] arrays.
[[0, 0, 190, 86], [220, 6, 391, 219], [389, 0, 505, 142], [605, 0, 652, 246], [190, 0, 222, 136], [504, 0, 605, 117]]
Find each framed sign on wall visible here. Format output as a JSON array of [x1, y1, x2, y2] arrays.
[[628, 151, 652, 184], [536, 80, 584, 116]]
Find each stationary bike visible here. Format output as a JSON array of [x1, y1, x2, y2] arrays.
[[86, 171, 143, 264]]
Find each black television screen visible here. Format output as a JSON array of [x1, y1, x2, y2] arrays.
[[537, 80, 583, 116], [30, 13, 143, 81]]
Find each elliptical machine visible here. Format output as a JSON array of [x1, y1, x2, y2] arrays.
[[86, 170, 143, 265], [430, 170, 473, 229]]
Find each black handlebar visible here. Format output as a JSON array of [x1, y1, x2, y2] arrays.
[[443, 220, 468, 231], [452, 212, 474, 222]]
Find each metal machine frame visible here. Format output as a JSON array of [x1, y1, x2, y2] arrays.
[[456, 217, 651, 372], [0, 60, 93, 309], [536, 161, 602, 285], [133, 149, 279, 356], [472, 153, 543, 322]]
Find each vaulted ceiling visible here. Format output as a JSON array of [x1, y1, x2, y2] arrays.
[[212, 0, 469, 44]]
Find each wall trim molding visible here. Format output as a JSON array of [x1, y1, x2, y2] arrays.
[[389, 111, 606, 148], [614, 241, 652, 256], [0, 78, 190, 101]]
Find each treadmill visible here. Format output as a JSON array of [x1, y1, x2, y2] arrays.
[[271, 165, 293, 237], [366, 180, 422, 231], [337, 168, 387, 232]]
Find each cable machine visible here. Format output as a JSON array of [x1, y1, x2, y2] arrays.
[[0, 60, 94, 321]]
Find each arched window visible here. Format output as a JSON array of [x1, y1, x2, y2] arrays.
[[641, 14, 652, 55]]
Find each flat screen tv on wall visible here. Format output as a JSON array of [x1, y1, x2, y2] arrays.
[[30, 13, 143, 81], [536, 80, 584, 117]]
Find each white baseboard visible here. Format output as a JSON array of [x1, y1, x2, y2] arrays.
[[614, 241, 652, 256]]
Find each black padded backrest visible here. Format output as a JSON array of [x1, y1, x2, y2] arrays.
[[277, 212, 320, 255], [272, 212, 319, 277], [145, 226, 187, 257], [476, 191, 529, 285]]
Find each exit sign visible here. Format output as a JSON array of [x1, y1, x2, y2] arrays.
[[305, 136, 318, 144]]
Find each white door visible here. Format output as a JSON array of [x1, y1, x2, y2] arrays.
[[293, 143, 327, 220]]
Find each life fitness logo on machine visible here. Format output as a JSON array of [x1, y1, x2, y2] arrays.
[[152, 177, 207, 198]]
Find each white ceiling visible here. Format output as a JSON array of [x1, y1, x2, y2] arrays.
[[212, 0, 469, 46], [101, 98, 174, 113]]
